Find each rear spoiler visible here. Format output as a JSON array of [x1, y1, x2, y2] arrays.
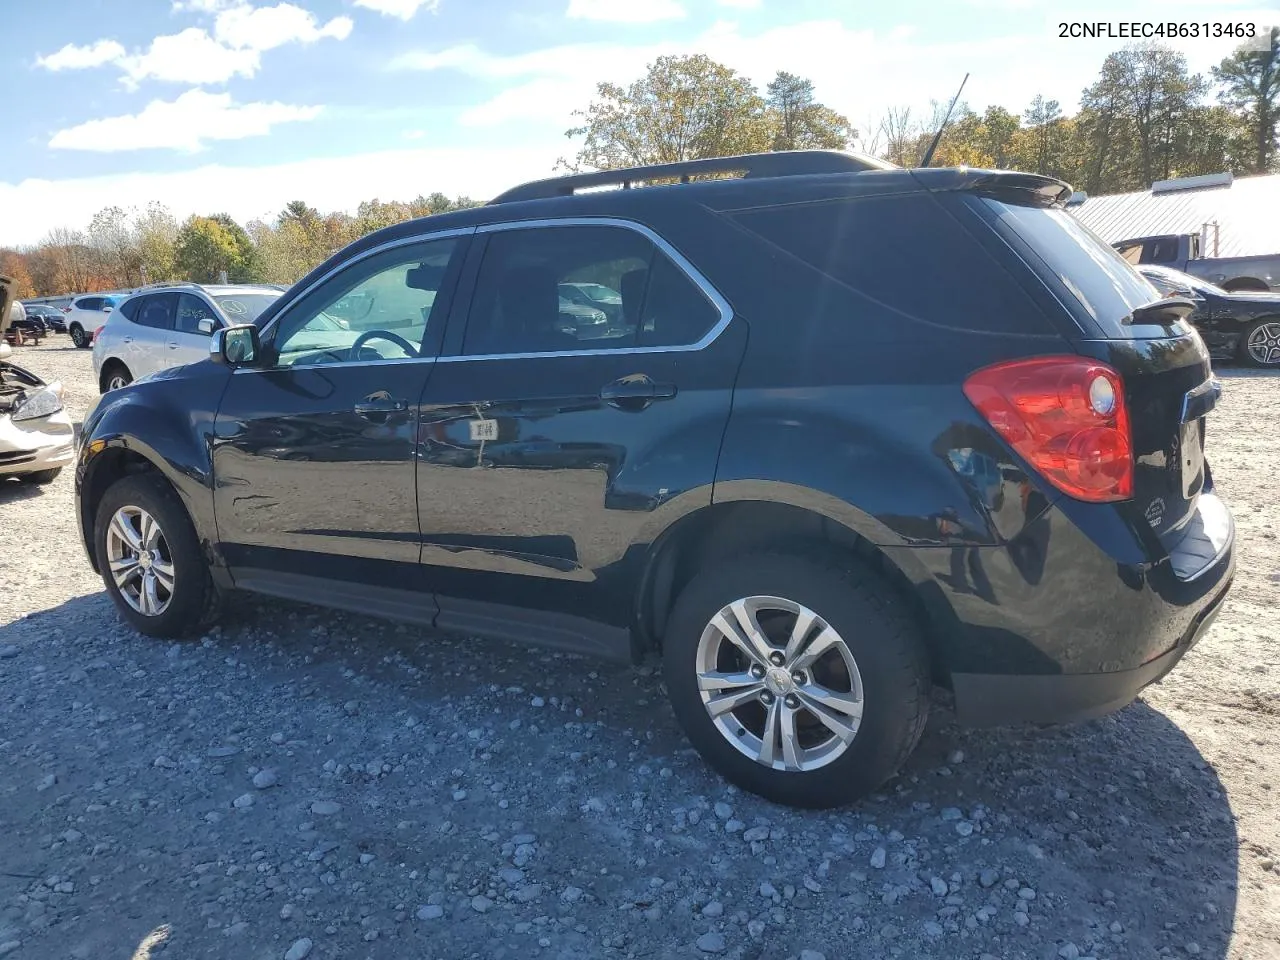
[[911, 169, 1073, 208]]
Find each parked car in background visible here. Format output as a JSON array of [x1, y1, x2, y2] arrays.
[[0, 277, 74, 484], [1114, 233, 1279, 293], [1139, 264, 1280, 367], [4, 301, 46, 345], [25, 304, 67, 333], [77, 152, 1234, 808], [93, 283, 283, 391], [559, 281, 623, 323], [66, 294, 121, 348]]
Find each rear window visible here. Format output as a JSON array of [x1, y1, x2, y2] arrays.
[[980, 199, 1164, 338], [729, 194, 1055, 335]]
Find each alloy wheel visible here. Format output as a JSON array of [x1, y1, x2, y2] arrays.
[[695, 596, 864, 772], [107, 373, 130, 391], [105, 506, 175, 617], [1247, 322, 1280, 366]]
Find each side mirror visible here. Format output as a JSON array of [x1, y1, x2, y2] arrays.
[[210, 324, 261, 367], [197, 317, 216, 335], [103, 305, 113, 314]]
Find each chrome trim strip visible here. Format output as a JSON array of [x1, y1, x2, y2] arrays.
[[255, 226, 479, 342], [233, 217, 732, 373], [454, 217, 732, 361]]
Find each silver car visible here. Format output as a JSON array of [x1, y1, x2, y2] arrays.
[[92, 283, 283, 392]]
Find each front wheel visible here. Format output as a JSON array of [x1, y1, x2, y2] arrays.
[[1240, 319, 1280, 367], [101, 364, 133, 392], [663, 550, 930, 808], [69, 324, 89, 348], [93, 474, 218, 637]]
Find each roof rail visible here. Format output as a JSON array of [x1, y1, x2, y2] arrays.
[[137, 281, 198, 290], [490, 150, 896, 204]]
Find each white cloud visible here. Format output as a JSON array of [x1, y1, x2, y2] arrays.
[[48, 89, 322, 153], [716, 0, 762, 7], [172, 0, 235, 11], [117, 27, 261, 86], [214, 3, 354, 52], [566, 0, 686, 22], [0, 143, 564, 246], [35, 39, 127, 71], [353, 0, 440, 20]]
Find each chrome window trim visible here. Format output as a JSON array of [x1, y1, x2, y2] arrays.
[[235, 227, 476, 374], [446, 217, 731, 363], [234, 217, 731, 374]]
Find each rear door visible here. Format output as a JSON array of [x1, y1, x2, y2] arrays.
[[973, 198, 1215, 543], [127, 293, 179, 377], [415, 220, 744, 640]]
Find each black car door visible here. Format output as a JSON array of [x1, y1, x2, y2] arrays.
[[212, 232, 469, 600], [415, 221, 745, 655]]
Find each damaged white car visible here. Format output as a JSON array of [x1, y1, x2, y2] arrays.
[[1, 275, 74, 485]]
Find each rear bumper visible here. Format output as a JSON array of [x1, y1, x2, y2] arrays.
[[951, 573, 1230, 726], [888, 490, 1236, 728]]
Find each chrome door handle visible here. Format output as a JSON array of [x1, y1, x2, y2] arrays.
[[354, 398, 409, 417]]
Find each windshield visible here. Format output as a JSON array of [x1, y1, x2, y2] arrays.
[[214, 293, 281, 325], [572, 282, 621, 302]]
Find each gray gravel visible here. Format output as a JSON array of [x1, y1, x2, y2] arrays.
[[2, 342, 1279, 959]]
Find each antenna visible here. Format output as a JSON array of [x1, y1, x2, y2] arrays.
[[920, 72, 970, 168]]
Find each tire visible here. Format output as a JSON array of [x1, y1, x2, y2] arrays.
[[19, 468, 62, 485], [92, 473, 219, 638], [1239, 318, 1280, 368], [663, 549, 930, 808], [69, 324, 89, 349], [100, 363, 133, 392]]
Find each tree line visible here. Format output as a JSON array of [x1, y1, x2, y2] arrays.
[[3, 31, 1276, 300], [0, 194, 477, 299]]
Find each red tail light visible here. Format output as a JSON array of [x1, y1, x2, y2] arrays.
[[93, 325, 105, 343], [963, 356, 1132, 502]]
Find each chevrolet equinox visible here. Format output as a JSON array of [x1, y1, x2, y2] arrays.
[[76, 151, 1235, 808]]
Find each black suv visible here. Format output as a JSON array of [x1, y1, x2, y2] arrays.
[[76, 151, 1234, 808]]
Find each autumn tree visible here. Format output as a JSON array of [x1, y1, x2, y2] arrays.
[[765, 71, 855, 150], [174, 216, 254, 283], [0, 251, 37, 299], [135, 203, 180, 284], [1213, 28, 1280, 172], [564, 54, 772, 170]]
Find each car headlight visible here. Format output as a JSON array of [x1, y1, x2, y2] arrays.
[[11, 383, 64, 422]]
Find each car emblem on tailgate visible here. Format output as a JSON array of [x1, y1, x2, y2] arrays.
[[1145, 498, 1165, 528]]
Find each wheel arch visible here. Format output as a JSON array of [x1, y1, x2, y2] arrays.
[[78, 422, 219, 579], [632, 496, 955, 684], [98, 357, 131, 392], [1221, 276, 1270, 293]]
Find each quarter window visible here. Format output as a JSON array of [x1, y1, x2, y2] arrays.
[[271, 237, 459, 367], [462, 225, 720, 356]]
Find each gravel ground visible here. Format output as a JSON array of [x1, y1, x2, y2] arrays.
[[1, 340, 1277, 960]]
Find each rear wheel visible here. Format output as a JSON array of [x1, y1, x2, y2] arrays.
[[100, 362, 133, 392], [69, 324, 89, 349], [1240, 319, 1280, 367], [663, 550, 930, 808], [93, 474, 218, 638]]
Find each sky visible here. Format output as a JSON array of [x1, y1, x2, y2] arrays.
[[2, 0, 1276, 247]]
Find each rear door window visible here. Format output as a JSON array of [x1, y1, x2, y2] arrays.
[[132, 294, 177, 330], [77, 297, 102, 311]]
